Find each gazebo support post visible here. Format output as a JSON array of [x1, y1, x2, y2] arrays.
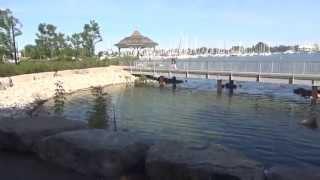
[[137, 48, 140, 58]]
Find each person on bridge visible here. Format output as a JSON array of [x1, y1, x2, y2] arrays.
[[171, 58, 177, 70]]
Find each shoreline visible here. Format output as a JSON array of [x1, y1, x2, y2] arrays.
[[0, 66, 135, 118]]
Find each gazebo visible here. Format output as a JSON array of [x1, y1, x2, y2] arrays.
[[115, 31, 158, 57]]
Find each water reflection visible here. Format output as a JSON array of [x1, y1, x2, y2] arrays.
[[87, 87, 111, 129]]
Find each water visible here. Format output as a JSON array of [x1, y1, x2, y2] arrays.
[[191, 53, 320, 62], [141, 53, 320, 75], [40, 78, 320, 168]]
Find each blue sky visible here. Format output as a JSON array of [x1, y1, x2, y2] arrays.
[[1, 0, 320, 50]]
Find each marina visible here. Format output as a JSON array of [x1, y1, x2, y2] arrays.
[[1, 1, 320, 179]]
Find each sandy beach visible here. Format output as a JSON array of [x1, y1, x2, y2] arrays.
[[0, 66, 135, 111]]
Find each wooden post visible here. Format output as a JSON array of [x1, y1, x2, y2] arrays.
[[217, 79, 223, 93], [206, 61, 209, 79], [228, 74, 235, 95], [289, 76, 294, 85], [153, 61, 156, 77], [256, 75, 260, 82], [311, 86, 318, 105], [172, 76, 177, 89], [186, 62, 189, 78]]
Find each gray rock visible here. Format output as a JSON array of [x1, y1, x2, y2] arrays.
[[265, 165, 320, 180], [146, 140, 264, 180], [0, 116, 87, 152], [36, 130, 150, 178]]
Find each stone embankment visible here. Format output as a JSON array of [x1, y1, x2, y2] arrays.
[[0, 66, 135, 118], [0, 116, 319, 180]]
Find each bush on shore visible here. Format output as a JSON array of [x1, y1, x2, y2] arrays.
[[0, 56, 137, 77]]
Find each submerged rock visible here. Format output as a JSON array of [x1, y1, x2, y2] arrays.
[[146, 140, 264, 180], [0, 116, 87, 152], [36, 130, 150, 179], [265, 166, 320, 180]]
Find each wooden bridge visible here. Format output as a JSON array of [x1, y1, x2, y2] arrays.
[[124, 59, 320, 103]]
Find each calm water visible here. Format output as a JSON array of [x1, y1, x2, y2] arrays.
[[40, 78, 320, 168], [183, 53, 320, 62]]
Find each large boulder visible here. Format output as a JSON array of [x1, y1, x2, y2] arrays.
[[265, 165, 320, 180], [0, 116, 87, 152], [146, 140, 264, 180], [36, 130, 150, 179]]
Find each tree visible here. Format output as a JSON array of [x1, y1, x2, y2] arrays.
[[0, 9, 22, 64], [69, 33, 83, 57], [23, 44, 40, 59], [81, 20, 102, 57], [35, 23, 57, 58], [254, 42, 269, 53]]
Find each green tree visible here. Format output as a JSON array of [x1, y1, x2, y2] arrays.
[[23, 44, 40, 59], [35, 23, 57, 58], [0, 9, 22, 64], [81, 20, 102, 57], [254, 42, 269, 53], [35, 23, 67, 59], [55, 32, 68, 56], [69, 33, 83, 58]]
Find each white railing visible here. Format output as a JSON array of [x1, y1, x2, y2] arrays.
[[132, 60, 320, 75]]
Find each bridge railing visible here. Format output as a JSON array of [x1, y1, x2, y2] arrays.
[[132, 60, 320, 75]]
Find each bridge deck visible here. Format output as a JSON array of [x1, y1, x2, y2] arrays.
[[124, 60, 320, 86], [125, 68, 320, 81]]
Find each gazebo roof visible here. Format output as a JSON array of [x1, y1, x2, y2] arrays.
[[115, 31, 158, 49]]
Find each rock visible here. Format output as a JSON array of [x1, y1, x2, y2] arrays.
[[36, 130, 150, 179], [0, 81, 6, 90], [265, 166, 320, 180], [0, 116, 87, 152], [146, 140, 264, 180]]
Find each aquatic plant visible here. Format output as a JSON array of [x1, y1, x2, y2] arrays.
[[53, 81, 66, 114]]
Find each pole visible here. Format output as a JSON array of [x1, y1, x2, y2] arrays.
[[206, 61, 209, 79], [217, 79, 223, 94], [311, 86, 318, 105], [11, 19, 17, 64], [153, 61, 156, 77]]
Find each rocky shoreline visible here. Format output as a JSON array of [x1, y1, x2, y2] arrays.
[[0, 116, 319, 180]]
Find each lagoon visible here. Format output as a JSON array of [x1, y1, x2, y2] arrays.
[[39, 78, 320, 168]]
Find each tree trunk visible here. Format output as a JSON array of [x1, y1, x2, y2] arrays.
[[11, 22, 17, 64]]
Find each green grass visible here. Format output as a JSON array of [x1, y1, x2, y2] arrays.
[[0, 56, 137, 77]]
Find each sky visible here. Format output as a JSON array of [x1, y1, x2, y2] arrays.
[[1, 0, 320, 51]]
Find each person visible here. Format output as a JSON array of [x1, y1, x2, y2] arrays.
[[171, 58, 177, 70]]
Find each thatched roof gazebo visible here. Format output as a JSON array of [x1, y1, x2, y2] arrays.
[[115, 31, 158, 57]]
